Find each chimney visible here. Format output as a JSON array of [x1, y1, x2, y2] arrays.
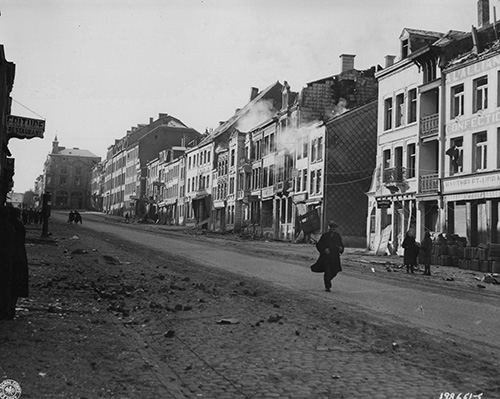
[[340, 54, 355, 72], [219, 121, 225, 126], [149, 117, 154, 124], [384, 55, 396, 68], [250, 87, 259, 101], [478, 0, 490, 28], [52, 136, 59, 154]]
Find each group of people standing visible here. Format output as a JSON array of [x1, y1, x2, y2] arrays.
[[0, 207, 29, 320], [402, 229, 432, 276], [67, 210, 82, 224]]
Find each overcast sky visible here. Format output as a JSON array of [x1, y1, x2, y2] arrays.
[[0, 0, 486, 192]]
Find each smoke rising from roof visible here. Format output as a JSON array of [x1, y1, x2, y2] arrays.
[[236, 99, 276, 133]]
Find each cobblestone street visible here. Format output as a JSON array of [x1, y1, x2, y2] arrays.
[[1, 218, 499, 398]]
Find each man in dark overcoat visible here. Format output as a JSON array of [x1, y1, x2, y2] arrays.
[[316, 221, 344, 292]]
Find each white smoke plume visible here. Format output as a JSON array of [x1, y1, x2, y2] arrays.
[[277, 122, 323, 154], [236, 99, 276, 133]]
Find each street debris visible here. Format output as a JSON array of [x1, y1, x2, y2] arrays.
[[371, 267, 375, 273], [392, 342, 399, 350], [445, 277, 454, 281], [482, 274, 499, 284], [477, 284, 486, 289], [164, 330, 175, 338], [331, 374, 341, 379], [267, 314, 283, 323], [216, 318, 240, 325], [102, 255, 121, 265], [71, 248, 88, 255], [38, 372, 47, 377], [70, 235, 79, 240]]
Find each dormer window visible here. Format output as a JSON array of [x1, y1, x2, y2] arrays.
[[402, 39, 409, 58]]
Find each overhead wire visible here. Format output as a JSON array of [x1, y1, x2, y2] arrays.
[[11, 98, 46, 120]]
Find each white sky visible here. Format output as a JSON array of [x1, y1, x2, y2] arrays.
[[0, 0, 487, 192]]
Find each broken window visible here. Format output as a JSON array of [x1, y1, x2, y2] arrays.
[[451, 84, 464, 118], [473, 76, 488, 113]]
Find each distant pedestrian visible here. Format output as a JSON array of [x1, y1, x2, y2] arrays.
[[74, 211, 82, 224], [402, 229, 419, 274], [67, 210, 75, 223], [420, 231, 432, 276], [315, 221, 344, 292], [125, 212, 130, 223]]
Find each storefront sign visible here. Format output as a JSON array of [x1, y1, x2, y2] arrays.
[[446, 54, 500, 84], [262, 187, 274, 198], [446, 110, 500, 135], [442, 172, 500, 194], [377, 200, 391, 209], [7, 115, 45, 139]]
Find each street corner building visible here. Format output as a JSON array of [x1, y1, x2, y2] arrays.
[[368, 0, 500, 273], [42, 137, 101, 209], [0, 45, 15, 205]]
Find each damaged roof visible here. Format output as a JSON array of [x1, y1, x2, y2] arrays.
[[198, 80, 283, 145]]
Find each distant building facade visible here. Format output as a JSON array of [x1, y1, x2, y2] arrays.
[[42, 137, 100, 209]]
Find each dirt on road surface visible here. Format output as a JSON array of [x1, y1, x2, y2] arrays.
[[0, 219, 498, 398]]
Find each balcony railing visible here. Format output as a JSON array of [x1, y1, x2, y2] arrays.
[[236, 189, 250, 200], [419, 173, 439, 193], [383, 167, 406, 184], [420, 114, 439, 138]]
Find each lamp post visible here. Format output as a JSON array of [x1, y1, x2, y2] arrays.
[[41, 191, 51, 238]]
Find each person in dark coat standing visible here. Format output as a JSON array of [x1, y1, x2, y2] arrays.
[[7, 207, 29, 319], [402, 229, 419, 274], [316, 221, 344, 292], [0, 207, 15, 320], [420, 231, 432, 276]]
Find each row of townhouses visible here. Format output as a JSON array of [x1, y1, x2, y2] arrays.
[[369, 0, 500, 254], [92, 55, 378, 246], [90, 0, 500, 252]]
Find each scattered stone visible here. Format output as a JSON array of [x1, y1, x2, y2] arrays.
[[483, 274, 499, 284], [273, 303, 280, 308], [70, 235, 79, 240], [385, 267, 392, 272], [477, 284, 486, 289], [216, 318, 240, 325], [371, 267, 375, 273], [315, 346, 329, 352], [331, 375, 340, 379], [198, 298, 206, 303], [182, 277, 190, 282], [267, 314, 283, 323], [164, 330, 175, 338], [102, 255, 121, 265], [295, 330, 300, 336], [185, 364, 192, 371], [445, 277, 454, 281], [71, 249, 88, 255], [183, 305, 192, 311], [174, 304, 183, 311], [392, 342, 399, 350], [38, 372, 47, 377]]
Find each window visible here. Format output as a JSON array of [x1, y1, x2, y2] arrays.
[[229, 177, 235, 194], [407, 143, 416, 178], [451, 84, 464, 118], [296, 172, 302, 193], [316, 170, 322, 193], [395, 93, 404, 127], [473, 132, 487, 171], [302, 141, 308, 158], [270, 133, 275, 152], [297, 139, 302, 160], [317, 137, 323, 161], [208, 151, 210, 163], [302, 169, 308, 191], [408, 89, 417, 124], [473, 76, 488, 113], [59, 176, 66, 185], [383, 149, 391, 170], [310, 171, 315, 193], [311, 138, 317, 162], [384, 98, 393, 130], [402, 39, 409, 58], [230, 149, 235, 166]]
